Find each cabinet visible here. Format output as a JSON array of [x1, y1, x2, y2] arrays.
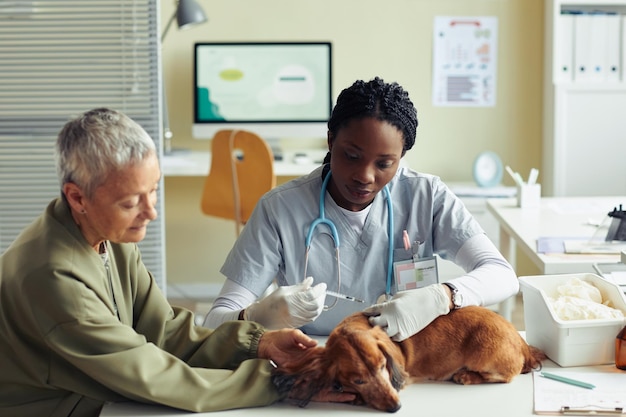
[[543, 0, 626, 196]]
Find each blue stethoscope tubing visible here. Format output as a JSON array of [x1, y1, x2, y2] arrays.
[[303, 171, 394, 307]]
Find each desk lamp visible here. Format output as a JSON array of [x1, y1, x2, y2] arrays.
[[161, 0, 208, 154]]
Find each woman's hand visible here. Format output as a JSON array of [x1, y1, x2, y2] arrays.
[[257, 328, 317, 367], [261, 329, 357, 404]]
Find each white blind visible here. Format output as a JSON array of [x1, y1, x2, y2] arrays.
[[0, 0, 167, 291]]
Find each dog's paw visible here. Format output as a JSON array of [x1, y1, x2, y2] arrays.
[[451, 369, 488, 385]]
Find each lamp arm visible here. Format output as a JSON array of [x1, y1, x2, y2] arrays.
[[161, 11, 177, 43], [160, 10, 176, 153]]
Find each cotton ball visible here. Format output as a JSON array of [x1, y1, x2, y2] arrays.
[[556, 277, 602, 304]]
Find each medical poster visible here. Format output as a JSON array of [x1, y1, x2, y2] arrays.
[[432, 16, 498, 107]]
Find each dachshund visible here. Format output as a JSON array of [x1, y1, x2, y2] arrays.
[[272, 306, 546, 413]]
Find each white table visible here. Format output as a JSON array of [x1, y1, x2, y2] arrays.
[[162, 149, 327, 177], [487, 197, 625, 275], [99, 362, 619, 417]]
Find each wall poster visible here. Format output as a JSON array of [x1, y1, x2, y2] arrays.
[[432, 16, 498, 107]]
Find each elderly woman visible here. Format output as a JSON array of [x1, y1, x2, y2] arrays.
[[0, 108, 352, 416]]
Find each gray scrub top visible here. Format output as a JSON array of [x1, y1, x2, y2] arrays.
[[220, 165, 483, 335]]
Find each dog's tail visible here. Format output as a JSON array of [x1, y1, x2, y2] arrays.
[[521, 345, 548, 373]]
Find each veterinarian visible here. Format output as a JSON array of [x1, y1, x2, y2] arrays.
[[0, 108, 354, 416], [204, 77, 519, 341]]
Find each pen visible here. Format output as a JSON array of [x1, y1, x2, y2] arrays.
[[540, 372, 596, 389], [505, 165, 524, 187], [403, 230, 411, 251], [326, 290, 365, 303], [528, 168, 539, 185]]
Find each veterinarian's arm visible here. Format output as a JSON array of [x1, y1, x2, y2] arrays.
[[448, 234, 519, 306], [205, 277, 328, 330], [362, 284, 451, 341], [203, 279, 258, 328]]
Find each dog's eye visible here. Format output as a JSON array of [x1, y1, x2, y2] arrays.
[[354, 379, 365, 385]]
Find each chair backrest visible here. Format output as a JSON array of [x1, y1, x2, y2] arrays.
[[200, 130, 276, 234]]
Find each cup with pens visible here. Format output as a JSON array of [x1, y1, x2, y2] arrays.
[[507, 165, 541, 209]]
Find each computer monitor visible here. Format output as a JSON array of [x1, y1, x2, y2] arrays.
[[193, 42, 332, 143]]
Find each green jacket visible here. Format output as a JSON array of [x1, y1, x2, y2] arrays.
[[0, 198, 282, 416]]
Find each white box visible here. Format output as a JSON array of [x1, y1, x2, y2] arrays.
[[516, 183, 540, 209], [519, 273, 626, 367]]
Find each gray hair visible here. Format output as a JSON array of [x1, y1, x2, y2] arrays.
[[55, 108, 156, 198]]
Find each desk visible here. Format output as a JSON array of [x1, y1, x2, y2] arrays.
[[99, 362, 618, 416], [487, 197, 625, 275], [162, 149, 327, 177]]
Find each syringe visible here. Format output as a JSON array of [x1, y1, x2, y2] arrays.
[[326, 290, 364, 303]]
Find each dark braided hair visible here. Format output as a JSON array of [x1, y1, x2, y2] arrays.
[[324, 77, 418, 164]]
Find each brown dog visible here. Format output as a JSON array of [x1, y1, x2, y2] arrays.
[[272, 306, 546, 413]]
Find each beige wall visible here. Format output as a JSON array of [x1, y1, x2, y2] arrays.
[[161, 0, 544, 288]]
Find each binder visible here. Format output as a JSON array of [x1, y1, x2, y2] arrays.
[[533, 370, 626, 415], [623, 15, 626, 82], [604, 14, 621, 82], [555, 13, 575, 82], [574, 14, 608, 82]]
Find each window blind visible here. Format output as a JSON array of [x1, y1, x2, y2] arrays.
[[0, 0, 167, 292]]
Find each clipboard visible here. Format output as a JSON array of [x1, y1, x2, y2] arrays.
[[533, 371, 626, 415]]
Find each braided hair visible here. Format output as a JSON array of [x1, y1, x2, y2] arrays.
[[324, 77, 418, 164]]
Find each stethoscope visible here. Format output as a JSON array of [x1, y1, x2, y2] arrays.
[[303, 171, 394, 310]]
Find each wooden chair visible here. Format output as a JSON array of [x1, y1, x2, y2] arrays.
[[200, 129, 276, 235]]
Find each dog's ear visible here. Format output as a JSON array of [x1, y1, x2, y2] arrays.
[[271, 347, 330, 407], [376, 337, 408, 391]]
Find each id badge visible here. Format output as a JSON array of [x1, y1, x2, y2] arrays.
[[393, 256, 439, 291]]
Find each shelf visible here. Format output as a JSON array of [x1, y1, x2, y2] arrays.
[[543, 0, 626, 197], [551, 82, 626, 90], [559, 1, 626, 9]]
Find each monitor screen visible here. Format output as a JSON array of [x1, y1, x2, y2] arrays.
[[193, 42, 332, 141]]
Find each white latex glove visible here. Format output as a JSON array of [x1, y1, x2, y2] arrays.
[[244, 277, 327, 330], [362, 284, 451, 341]]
